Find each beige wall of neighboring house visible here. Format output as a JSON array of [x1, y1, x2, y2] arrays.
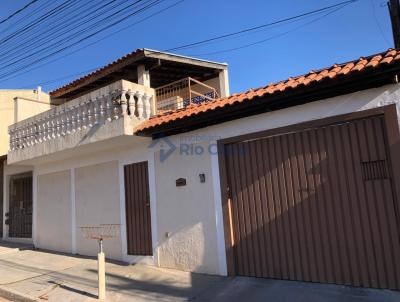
[[0, 89, 51, 156]]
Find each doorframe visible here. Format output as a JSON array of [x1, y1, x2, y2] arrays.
[[5, 171, 33, 243], [118, 157, 158, 265], [217, 104, 400, 276]]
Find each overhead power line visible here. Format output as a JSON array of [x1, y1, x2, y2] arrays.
[[15, 0, 186, 88], [0, 0, 58, 37], [2, 0, 359, 88], [0, 0, 136, 62], [0, 0, 166, 79], [0, 0, 79, 46], [165, 0, 359, 52], [190, 2, 353, 56], [0, 0, 41, 25]]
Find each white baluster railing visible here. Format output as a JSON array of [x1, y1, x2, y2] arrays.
[[8, 80, 155, 152]]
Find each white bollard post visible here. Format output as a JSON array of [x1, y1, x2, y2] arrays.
[[98, 239, 106, 300]]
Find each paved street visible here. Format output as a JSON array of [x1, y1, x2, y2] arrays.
[[0, 241, 399, 301]]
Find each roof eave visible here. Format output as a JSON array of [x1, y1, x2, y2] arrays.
[[50, 49, 146, 98], [50, 49, 228, 99], [143, 48, 228, 70], [136, 65, 400, 138]]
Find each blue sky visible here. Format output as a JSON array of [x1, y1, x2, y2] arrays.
[[0, 0, 393, 94]]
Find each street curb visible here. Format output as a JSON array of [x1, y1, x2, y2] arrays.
[[0, 286, 37, 302]]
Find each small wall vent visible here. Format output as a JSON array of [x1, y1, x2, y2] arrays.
[[361, 159, 389, 181]]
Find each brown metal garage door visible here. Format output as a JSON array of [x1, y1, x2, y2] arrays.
[[221, 112, 400, 289]]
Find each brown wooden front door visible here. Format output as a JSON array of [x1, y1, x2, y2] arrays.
[[221, 113, 400, 289], [124, 161, 152, 255], [8, 173, 33, 238]]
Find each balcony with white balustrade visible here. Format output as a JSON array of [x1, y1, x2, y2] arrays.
[[7, 79, 155, 164]]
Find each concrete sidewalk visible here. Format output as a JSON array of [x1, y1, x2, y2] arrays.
[[0, 243, 229, 302], [0, 243, 399, 301]]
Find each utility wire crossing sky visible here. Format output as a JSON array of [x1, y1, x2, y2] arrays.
[[0, 0, 394, 93]]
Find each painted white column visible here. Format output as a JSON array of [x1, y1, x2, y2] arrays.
[[120, 90, 128, 116], [147, 154, 159, 266], [210, 143, 228, 276], [136, 92, 144, 120], [118, 161, 128, 261], [143, 94, 151, 120], [71, 168, 77, 254], [127, 90, 136, 119], [137, 64, 150, 88], [219, 69, 230, 98], [105, 95, 113, 122]]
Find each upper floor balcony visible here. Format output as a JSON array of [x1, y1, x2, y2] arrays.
[[8, 80, 155, 164], [7, 77, 223, 165], [7, 49, 229, 165], [156, 77, 219, 112]]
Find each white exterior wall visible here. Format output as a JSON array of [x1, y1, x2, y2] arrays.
[[29, 140, 157, 263], [75, 161, 121, 259], [3, 83, 399, 275], [155, 142, 220, 274], [147, 83, 400, 275], [37, 170, 72, 253]]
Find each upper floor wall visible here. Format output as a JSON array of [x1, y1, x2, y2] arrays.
[[6, 49, 229, 164], [0, 89, 50, 157], [8, 80, 155, 165]]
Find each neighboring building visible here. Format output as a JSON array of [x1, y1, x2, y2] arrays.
[[0, 89, 51, 156], [0, 88, 51, 240], [3, 48, 400, 291]]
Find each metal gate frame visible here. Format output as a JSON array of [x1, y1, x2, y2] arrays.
[[7, 172, 33, 239], [0, 157, 5, 238], [217, 104, 400, 277]]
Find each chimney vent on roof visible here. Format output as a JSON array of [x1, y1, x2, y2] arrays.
[[37, 86, 42, 101]]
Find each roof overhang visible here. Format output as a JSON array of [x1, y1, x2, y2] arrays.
[[136, 59, 400, 138], [50, 48, 227, 100]]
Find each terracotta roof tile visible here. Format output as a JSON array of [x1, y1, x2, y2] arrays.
[[51, 49, 144, 96], [135, 48, 400, 134]]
